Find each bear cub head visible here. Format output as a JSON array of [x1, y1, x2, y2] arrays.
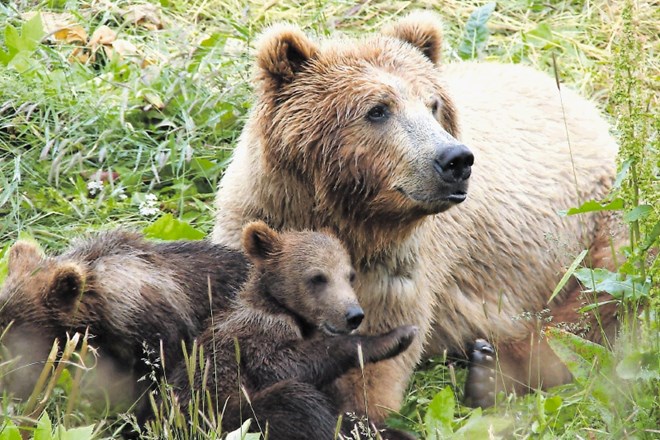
[[242, 221, 363, 335], [0, 240, 84, 344]]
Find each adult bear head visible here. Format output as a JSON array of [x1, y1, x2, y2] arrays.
[[251, 12, 473, 229]]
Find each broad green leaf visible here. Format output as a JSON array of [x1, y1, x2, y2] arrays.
[[0, 420, 21, 440], [543, 395, 563, 414], [526, 23, 554, 48], [0, 48, 12, 65], [558, 198, 624, 216], [546, 327, 613, 381], [641, 220, 660, 251], [548, 249, 587, 303], [21, 14, 45, 51], [457, 2, 496, 60], [612, 158, 632, 190], [34, 413, 53, 440], [424, 386, 454, 439], [55, 425, 95, 440], [616, 350, 660, 380], [3, 15, 44, 55], [143, 213, 205, 240], [454, 408, 511, 439], [4, 25, 21, 55], [9, 50, 39, 74], [623, 204, 652, 222], [57, 368, 73, 393], [0, 243, 10, 286], [574, 267, 649, 299]]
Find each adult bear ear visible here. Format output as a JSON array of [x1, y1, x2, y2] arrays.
[[242, 221, 282, 266], [255, 23, 319, 87], [8, 240, 43, 275], [46, 262, 86, 308], [382, 11, 443, 66]]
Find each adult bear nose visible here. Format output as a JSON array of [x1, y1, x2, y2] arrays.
[[434, 144, 474, 182], [345, 306, 364, 330]]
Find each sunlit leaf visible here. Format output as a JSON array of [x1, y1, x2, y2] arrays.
[[457, 2, 496, 60], [424, 386, 454, 439], [574, 267, 649, 299], [558, 198, 624, 216], [623, 204, 652, 222], [55, 425, 95, 440], [543, 395, 563, 414], [0, 420, 21, 440], [546, 327, 613, 381], [143, 213, 205, 240], [453, 408, 511, 438], [34, 412, 53, 440], [616, 350, 660, 380]]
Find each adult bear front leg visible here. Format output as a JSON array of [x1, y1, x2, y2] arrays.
[[464, 333, 572, 407]]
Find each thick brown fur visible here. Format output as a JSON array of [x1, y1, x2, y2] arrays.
[[0, 231, 248, 412], [211, 11, 624, 420], [171, 222, 417, 440]]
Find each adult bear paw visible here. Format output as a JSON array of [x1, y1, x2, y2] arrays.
[[464, 339, 497, 408]]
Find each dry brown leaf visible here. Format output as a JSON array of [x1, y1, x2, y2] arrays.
[[53, 25, 88, 45], [22, 11, 73, 36], [71, 25, 118, 64], [111, 39, 139, 58], [122, 4, 163, 30], [22, 11, 87, 44], [88, 25, 117, 47]]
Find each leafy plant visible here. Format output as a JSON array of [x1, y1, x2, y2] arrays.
[[457, 2, 495, 60], [0, 13, 44, 68]]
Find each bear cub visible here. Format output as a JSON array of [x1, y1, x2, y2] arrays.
[[170, 221, 418, 440], [0, 230, 248, 411]]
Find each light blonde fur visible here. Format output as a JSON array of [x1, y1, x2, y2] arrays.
[[212, 13, 619, 421]]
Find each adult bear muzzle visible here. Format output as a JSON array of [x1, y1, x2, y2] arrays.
[[433, 144, 474, 183]]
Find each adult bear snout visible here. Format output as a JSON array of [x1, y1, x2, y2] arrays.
[[433, 144, 474, 183], [345, 306, 365, 330]]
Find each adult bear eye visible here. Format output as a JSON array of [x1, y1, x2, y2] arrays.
[[430, 98, 441, 116], [367, 105, 388, 122], [349, 271, 356, 284], [309, 273, 328, 287]]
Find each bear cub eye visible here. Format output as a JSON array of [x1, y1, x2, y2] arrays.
[[367, 104, 388, 122], [349, 271, 356, 284]]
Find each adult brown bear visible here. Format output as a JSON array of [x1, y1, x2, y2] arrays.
[[212, 12, 621, 420]]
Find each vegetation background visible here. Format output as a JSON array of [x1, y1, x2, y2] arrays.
[[0, 0, 657, 438]]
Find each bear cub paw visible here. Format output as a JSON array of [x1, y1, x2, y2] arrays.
[[464, 338, 497, 408]]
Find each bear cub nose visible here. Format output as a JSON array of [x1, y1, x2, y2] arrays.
[[434, 144, 474, 182], [345, 306, 365, 330]]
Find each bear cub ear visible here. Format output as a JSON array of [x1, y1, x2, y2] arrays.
[[242, 221, 282, 265], [8, 241, 43, 276], [382, 11, 444, 66], [47, 263, 86, 307], [256, 23, 319, 86]]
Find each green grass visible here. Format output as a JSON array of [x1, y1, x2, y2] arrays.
[[1, 0, 658, 438]]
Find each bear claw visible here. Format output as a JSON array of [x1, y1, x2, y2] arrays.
[[464, 338, 497, 408]]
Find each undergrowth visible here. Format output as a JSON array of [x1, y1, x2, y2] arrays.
[[0, 0, 657, 438]]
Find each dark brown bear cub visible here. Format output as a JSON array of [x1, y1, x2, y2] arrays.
[[0, 230, 248, 411], [171, 222, 417, 440]]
